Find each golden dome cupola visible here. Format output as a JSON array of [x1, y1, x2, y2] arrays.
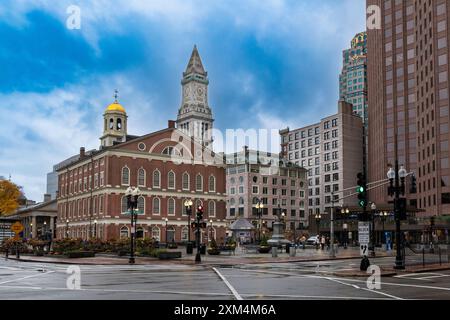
[[100, 90, 128, 148]]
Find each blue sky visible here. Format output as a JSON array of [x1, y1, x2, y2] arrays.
[[0, 0, 366, 201]]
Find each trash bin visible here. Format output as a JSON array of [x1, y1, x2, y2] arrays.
[[200, 244, 206, 255], [289, 246, 296, 257], [186, 242, 193, 254]]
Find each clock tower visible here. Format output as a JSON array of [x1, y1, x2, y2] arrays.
[[177, 45, 214, 148]]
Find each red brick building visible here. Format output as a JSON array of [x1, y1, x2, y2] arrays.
[[55, 47, 227, 242]]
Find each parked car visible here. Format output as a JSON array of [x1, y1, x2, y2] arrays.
[[306, 236, 320, 245]]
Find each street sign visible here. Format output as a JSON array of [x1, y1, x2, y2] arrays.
[[11, 222, 24, 234], [358, 221, 370, 256]]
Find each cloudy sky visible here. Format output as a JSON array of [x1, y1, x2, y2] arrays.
[[0, 0, 366, 201]]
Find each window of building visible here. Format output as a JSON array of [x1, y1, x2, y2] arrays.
[[182, 172, 190, 190], [196, 174, 203, 191], [121, 167, 130, 185], [209, 176, 216, 192], [153, 197, 160, 215], [153, 170, 161, 188]]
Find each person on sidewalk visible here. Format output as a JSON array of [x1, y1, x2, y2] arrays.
[[321, 236, 325, 250]]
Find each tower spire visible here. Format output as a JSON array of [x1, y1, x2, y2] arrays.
[[184, 45, 206, 76], [114, 89, 119, 103]]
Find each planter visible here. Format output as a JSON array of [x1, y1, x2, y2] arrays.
[[258, 246, 271, 254], [158, 252, 182, 260], [65, 251, 95, 259], [207, 248, 221, 255]]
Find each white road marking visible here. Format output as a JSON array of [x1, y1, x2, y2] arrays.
[[0, 271, 55, 285], [213, 267, 243, 300], [242, 294, 391, 300], [0, 285, 233, 297]]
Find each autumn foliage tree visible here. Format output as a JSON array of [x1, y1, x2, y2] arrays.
[[0, 180, 21, 216]]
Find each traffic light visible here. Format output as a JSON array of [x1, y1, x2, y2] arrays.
[[196, 205, 204, 220], [410, 174, 417, 194], [357, 172, 367, 208]]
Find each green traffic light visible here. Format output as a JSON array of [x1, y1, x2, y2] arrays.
[[357, 186, 365, 193]]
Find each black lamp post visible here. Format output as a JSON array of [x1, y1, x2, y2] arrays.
[[195, 205, 204, 263], [126, 186, 140, 264], [209, 219, 213, 243], [380, 211, 388, 246], [315, 213, 321, 236], [94, 219, 97, 238], [370, 202, 377, 257], [254, 199, 264, 242], [165, 218, 169, 244], [65, 220, 69, 239], [184, 199, 193, 244], [387, 162, 407, 270]]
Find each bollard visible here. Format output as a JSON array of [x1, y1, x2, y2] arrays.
[[422, 247, 425, 268], [271, 246, 278, 258], [289, 247, 296, 257], [439, 246, 442, 266]]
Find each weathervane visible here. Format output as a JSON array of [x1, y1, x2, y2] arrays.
[[114, 89, 119, 102]]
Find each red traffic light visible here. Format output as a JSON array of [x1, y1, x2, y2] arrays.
[[197, 205, 204, 212]]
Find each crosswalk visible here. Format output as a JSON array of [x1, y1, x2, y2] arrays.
[[395, 273, 450, 281]]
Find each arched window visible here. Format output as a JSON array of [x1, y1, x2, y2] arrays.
[[162, 147, 181, 156], [136, 227, 144, 239], [230, 198, 236, 206], [209, 176, 216, 192], [120, 226, 129, 239], [151, 226, 160, 241], [196, 174, 203, 191], [168, 198, 175, 215], [239, 197, 244, 205], [252, 197, 259, 205], [168, 171, 175, 189], [137, 196, 145, 213], [181, 227, 189, 242], [167, 226, 176, 242], [153, 170, 161, 188], [138, 168, 146, 187], [153, 197, 160, 215], [117, 118, 122, 131], [121, 196, 128, 214], [182, 172, 190, 190], [196, 199, 203, 209], [109, 118, 114, 129], [121, 166, 130, 185], [208, 200, 216, 217]]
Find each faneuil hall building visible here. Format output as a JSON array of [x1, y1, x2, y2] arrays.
[[55, 46, 228, 243]]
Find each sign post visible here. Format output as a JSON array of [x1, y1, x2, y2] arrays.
[[358, 221, 370, 256], [10, 222, 24, 259]]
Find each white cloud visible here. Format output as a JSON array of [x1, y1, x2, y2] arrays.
[[0, 72, 167, 201]]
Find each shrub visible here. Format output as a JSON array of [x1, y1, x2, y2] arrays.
[[1, 238, 28, 253]]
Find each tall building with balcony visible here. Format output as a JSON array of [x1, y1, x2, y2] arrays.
[[339, 32, 369, 123], [367, 0, 450, 218], [280, 101, 364, 219]]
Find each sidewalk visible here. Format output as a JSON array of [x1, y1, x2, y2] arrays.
[[4, 247, 389, 266]]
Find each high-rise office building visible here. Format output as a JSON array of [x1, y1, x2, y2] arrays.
[[339, 32, 369, 123], [367, 0, 450, 217]]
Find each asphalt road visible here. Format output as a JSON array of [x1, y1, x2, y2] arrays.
[[1, 257, 450, 300]]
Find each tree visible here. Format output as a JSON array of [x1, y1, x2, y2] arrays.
[[0, 180, 21, 216]]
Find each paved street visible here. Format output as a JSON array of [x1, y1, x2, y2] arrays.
[[1, 256, 450, 300]]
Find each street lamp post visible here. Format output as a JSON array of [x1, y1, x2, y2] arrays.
[[195, 205, 204, 263], [380, 211, 388, 247], [370, 203, 377, 257], [387, 163, 407, 270], [126, 186, 140, 264], [315, 213, 321, 235], [254, 200, 264, 243], [184, 199, 193, 244], [165, 218, 169, 244], [65, 220, 69, 239], [209, 219, 213, 243], [94, 219, 97, 238]]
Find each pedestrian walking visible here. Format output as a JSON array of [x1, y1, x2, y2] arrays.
[[321, 236, 325, 250]]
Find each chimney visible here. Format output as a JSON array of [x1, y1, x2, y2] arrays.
[[80, 147, 86, 158], [168, 120, 176, 129], [338, 100, 353, 116], [44, 194, 51, 202]]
